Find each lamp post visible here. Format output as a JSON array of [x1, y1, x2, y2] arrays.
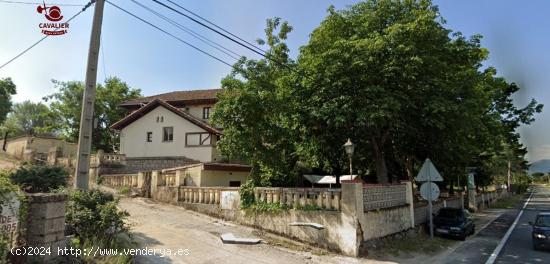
[[343, 138, 355, 182]]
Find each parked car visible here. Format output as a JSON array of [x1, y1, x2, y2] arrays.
[[433, 207, 475, 240], [530, 212, 550, 250]]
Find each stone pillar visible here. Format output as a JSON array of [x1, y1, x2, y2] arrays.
[[325, 191, 332, 210], [137, 172, 145, 188], [151, 170, 160, 198], [25, 193, 67, 263], [88, 167, 98, 188], [340, 182, 363, 257], [403, 181, 415, 228], [96, 149, 105, 165], [175, 170, 185, 186], [468, 189, 477, 211]]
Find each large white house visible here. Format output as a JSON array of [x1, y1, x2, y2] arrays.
[[110, 89, 250, 186], [111, 89, 222, 162]]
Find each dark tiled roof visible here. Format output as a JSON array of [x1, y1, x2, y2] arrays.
[[120, 89, 222, 107], [110, 99, 222, 135]]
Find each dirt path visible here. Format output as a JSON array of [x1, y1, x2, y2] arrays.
[[119, 197, 394, 264]]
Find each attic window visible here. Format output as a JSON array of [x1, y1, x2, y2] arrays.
[[203, 107, 211, 119]]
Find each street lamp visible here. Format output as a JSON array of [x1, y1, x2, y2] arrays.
[[343, 138, 355, 179]]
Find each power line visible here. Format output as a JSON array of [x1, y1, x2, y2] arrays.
[[152, 0, 267, 58], [105, 0, 234, 67], [130, 0, 241, 60], [0, 0, 83, 6], [164, 0, 266, 54], [0, 1, 95, 71], [151, 0, 300, 76]]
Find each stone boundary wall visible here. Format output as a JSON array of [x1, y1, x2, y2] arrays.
[[100, 174, 416, 256], [413, 190, 509, 226]]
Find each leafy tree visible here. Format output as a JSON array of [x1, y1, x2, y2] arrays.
[[0, 100, 57, 137], [214, 0, 543, 187], [0, 78, 16, 125], [212, 18, 299, 186], [296, 0, 492, 183], [44, 77, 141, 152]]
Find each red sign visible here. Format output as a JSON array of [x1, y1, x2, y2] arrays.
[[37, 2, 69, 36]]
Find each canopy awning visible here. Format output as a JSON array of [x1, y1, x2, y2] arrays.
[[303, 174, 358, 184]]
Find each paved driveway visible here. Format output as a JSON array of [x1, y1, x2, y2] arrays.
[[120, 197, 393, 264]]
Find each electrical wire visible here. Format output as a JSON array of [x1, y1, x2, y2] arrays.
[[152, 0, 266, 58], [105, 0, 234, 67], [0, 1, 95, 71], [164, 0, 266, 54], [130, 0, 241, 60]]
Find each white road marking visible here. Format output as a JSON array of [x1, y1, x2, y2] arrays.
[[484, 191, 535, 264]]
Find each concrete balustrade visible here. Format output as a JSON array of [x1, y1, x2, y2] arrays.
[[252, 187, 342, 211]]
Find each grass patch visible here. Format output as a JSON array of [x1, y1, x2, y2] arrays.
[[379, 232, 456, 256], [490, 194, 525, 209], [118, 186, 131, 195]]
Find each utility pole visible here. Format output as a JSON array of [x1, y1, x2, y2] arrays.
[[74, 0, 105, 190]]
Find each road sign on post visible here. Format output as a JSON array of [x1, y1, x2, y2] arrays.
[[416, 158, 443, 239]]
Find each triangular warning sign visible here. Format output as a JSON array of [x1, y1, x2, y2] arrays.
[[415, 158, 443, 182]]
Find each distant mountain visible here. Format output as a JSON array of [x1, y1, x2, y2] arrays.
[[529, 159, 550, 175]]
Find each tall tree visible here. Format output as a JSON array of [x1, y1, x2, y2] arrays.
[[296, 0, 492, 183], [44, 77, 141, 152], [0, 101, 57, 136], [212, 18, 299, 186], [0, 78, 16, 125]]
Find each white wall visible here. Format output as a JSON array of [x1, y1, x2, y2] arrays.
[[119, 106, 216, 161], [181, 104, 214, 122]]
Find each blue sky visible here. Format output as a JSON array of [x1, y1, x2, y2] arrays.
[[0, 0, 548, 161]]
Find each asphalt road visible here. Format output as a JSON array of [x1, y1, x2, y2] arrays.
[[495, 185, 550, 264]]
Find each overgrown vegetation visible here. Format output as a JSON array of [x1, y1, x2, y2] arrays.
[[64, 189, 132, 263], [213, 0, 543, 187], [490, 194, 526, 209], [247, 202, 291, 213], [118, 186, 131, 196], [239, 180, 256, 209], [0, 170, 23, 263], [9, 164, 68, 193]]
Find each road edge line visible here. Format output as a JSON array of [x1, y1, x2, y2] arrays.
[[484, 191, 534, 264]]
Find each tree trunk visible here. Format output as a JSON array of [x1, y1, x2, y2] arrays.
[[405, 156, 414, 182], [372, 136, 389, 184]]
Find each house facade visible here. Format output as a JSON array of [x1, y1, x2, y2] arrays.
[[109, 89, 251, 186], [111, 89, 222, 163]]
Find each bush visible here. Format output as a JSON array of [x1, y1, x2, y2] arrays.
[[65, 189, 129, 246], [9, 165, 68, 193], [239, 180, 256, 209]]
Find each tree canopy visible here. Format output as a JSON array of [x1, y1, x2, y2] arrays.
[[0, 100, 57, 137], [0, 78, 16, 125], [44, 77, 141, 152], [213, 0, 543, 187]]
